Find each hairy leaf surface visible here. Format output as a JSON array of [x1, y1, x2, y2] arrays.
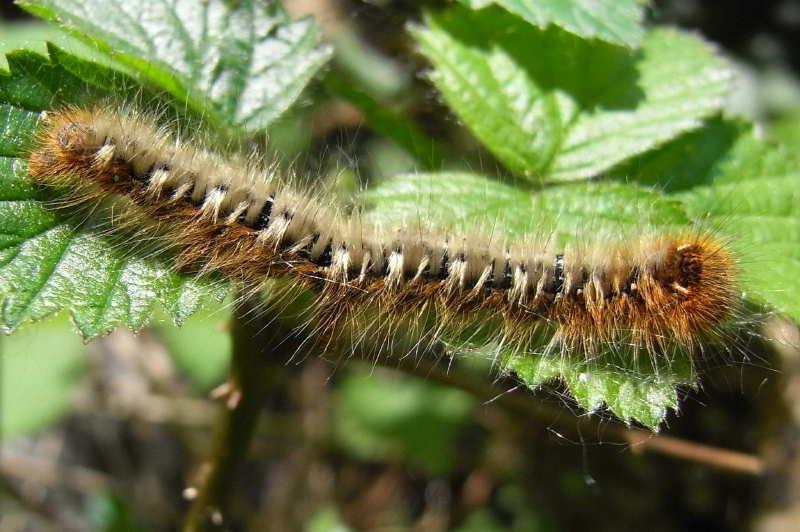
[[19, 0, 332, 131]]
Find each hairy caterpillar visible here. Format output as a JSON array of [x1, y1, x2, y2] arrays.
[[27, 107, 737, 360]]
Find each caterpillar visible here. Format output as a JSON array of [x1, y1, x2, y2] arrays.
[[27, 106, 737, 360]]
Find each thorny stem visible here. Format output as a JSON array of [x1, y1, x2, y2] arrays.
[[183, 299, 293, 531]]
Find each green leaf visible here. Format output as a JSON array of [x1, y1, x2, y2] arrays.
[[364, 171, 689, 240], [365, 171, 693, 427], [0, 194, 224, 337], [1, 316, 86, 439], [672, 130, 800, 323], [506, 347, 692, 428], [413, 8, 732, 182], [0, 42, 176, 122], [19, 0, 332, 131], [0, 49, 89, 110], [0, 104, 39, 155], [0, 44, 134, 113], [44, 43, 151, 100], [770, 108, 800, 147], [608, 117, 749, 192], [0, 19, 102, 70], [459, 0, 646, 47]]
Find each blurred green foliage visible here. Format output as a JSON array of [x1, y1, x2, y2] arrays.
[[155, 307, 232, 393], [87, 493, 144, 532], [0, 315, 84, 438], [335, 369, 475, 475]]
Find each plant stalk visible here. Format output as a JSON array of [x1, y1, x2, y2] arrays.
[[183, 300, 284, 531]]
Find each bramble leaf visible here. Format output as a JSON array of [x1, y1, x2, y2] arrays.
[[0, 0, 330, 336], [0, 44, 139, 112], [18, 0, 332, 131], [506, 347, 692, 428], [607, 117, 750, 192], [459, 0, 646, 47], [0, 0, 790, 433], [0, 156, 224, 337], [413, 8, 732, 182], [364, 171, 688, 240]]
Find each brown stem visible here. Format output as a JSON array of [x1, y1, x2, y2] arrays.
[[182, 300, 295, 531], [624, 431, 764, 474], [381, 354, 766, 476]]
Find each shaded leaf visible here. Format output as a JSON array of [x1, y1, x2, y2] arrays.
[[459, 0, 646, 47], [606, 115, 800, 323], [0, 43, 184, 126], [608, 117, 749, 192], [413, 8, 731, 182]]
